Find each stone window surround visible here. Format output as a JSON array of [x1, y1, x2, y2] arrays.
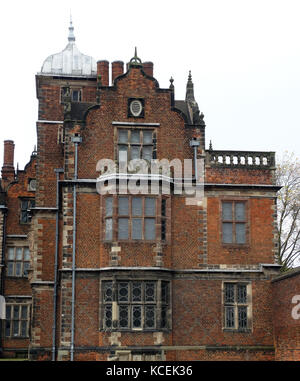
[[60, 86, 82, 103], [102, 194, 169, 243], [222, 281, 252, 332], [99, 277, 171, 332], [4, 299, 31, 339], [6, 245, 30, 278], [220, 197, 249, 247], [116, 127, 155, 165]]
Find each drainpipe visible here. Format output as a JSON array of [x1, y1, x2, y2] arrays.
[[0, 206, 7, 357], [70, 135, 82, 361], [52, 168, 64, 361], [189, 140, 200, 181]]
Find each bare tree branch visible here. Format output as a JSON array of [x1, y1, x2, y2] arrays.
[[276, 152, 300, 271]]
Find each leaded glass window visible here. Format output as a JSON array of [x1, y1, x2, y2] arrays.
[[223, 283, 250, 331], [102, 280, 170, 331]]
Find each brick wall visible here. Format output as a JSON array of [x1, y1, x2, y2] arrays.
[[272, 268, 300, 360]]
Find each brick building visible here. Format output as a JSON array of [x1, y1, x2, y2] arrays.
[[0, 21, 299, 361]]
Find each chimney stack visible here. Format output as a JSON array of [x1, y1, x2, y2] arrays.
[[111, 61, 124, 84], [97, 60, 109, 86], [143, 62, 154, 77], [1, 140, 15, 184]]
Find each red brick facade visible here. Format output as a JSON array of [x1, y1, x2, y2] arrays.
[[0, 34, 299, 361]]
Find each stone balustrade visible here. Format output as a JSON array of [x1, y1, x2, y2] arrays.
[[207, 150, 275, 169]]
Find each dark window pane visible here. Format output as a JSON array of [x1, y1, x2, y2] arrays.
[[237, 285, 247, 303], [13, 320, 19, 336], [130, 130, 140, 144], [145, 306, 155, 328], [21, 200, 28, 210], [225, 283, 235, 303], [132, 197, 142, 216], [238, 306, 247, 329], [23, 262, 30, 276], [73, 90, 82, 102], [132, 218, 142, 239], [222, 223, 233, 243], [222, 202, 232, 220], [13, 306, 19, 319], [161, 282, 169, 304], [118, 130, 128, 143], [21, 321, 27, 337], [145, 198, 155, 216], [15, 262, 22, 276], [118, 218, 129, 240], [5, 319, 11, 337], [104, 281, 113, 302], [145, 282, 155, 302], [235, 203, 245, 221], [118, 197, 129, 215], [132, 282, 142, 302], [118, 282, 129, 302], [145, 218, 155, 240], [161, 199, 166, 217], [161, 219, 166, 241], [143, 130, 153, 144], [7, 262, 14, 276], [225, 306, 235, 328], [161, 306, 167, 328], [6, 305, 11, 320], [104, 305, 112, 328], [132, 305, 142, 328], [105, 197, 113, 217], [236, 223, 246, 244], [21, 306, 27, 319], [119, 306, 129, 328], [21, 211, 28, 223], [105, 218, 113, 241]]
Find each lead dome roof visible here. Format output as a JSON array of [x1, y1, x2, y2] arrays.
[[40, 20, 97, 77]]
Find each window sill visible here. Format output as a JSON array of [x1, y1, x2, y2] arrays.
[[103, 240, 167, 245], [222, 243, 249, 249], [5, 275, 28, 280], [223, 328, 252, 333], [100, 328, 170, 333]]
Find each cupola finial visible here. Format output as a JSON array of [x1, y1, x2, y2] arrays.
[[68, 13, 75, 42], [129, 47, 142, 67]]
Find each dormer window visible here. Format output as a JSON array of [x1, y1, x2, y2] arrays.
[[60, 87, 82, 103]]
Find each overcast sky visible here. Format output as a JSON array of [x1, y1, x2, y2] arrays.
[[0, 0, 299, 169]]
